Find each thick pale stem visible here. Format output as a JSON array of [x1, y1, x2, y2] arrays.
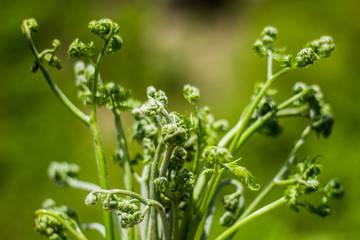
[[149, 142, 165, 240], [159, 145, 175, 177], [113, 112, 135, 240], [89, 119, 114, 240]]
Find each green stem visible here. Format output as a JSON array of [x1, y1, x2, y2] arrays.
[[276, 106, 308, 118], [267, 50, 273, 81], [235, 124, 313, 224], [80, 222, 105, 238], [139, 165, 150, 240], [66, 178, 100, 192], [24, 30, 89, 125], [89, 119, 114, 240], [201, 179, 244, 240], [215, 197, 287, 240], [188, 167, 225, 240], [87, 25, 117, 240], [274, 124, 312, 180], [193, 105, 203, 176], [159, 145, 175, 177], [113, 111, 135, 240], [171, 199, 179, 240], [149, 141, 165, 240], [114, 112, 133, 191], [34, 210, 88, 240], [232, 88, 311, 150], [228, 67, 292, 152]]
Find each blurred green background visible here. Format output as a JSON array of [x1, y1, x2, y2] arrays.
[[1, 0, 359, 239]]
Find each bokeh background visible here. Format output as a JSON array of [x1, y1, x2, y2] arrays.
[[1, 0, 359, 239]]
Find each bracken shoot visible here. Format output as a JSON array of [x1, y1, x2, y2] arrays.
[[22, 18, 343, 240]]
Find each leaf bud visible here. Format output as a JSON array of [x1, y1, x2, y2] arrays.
[[252, 39, 267, 57], [74, 61, 86, 75], [21, 18, 39, 36], [131, 108, 143, 121], [42, 198, 56, 209], [52, 39, 61, 51], [119, 211, 142, 228], [102, 194, 118, 211], [105, 35, 123, 55], [155, 90, 168, 107], [168, 147, 187, 171], [202, 146, 232, 164], [155, 177, 175, 198], [295, 48, 317, 68], [48, 162, 81, 187], [162, 123, 187, 146], [324, 178, 344, 198], [88, 19, 120, 38], [223, 192, 241, 213], [213, 119, 229, 132], [261, 26, 278, 39], [140, 99, 163, 117], [118, 200, 139, 214], [44, 53, 62, 70], [147, 86, 156, 98], [85, 192, 99, 206], [308, 36, 335, 58], [261, 35, 274, 44], [293, 82, 308, 94], [183, 84, 200, 105], [219, 211, 238, 227], [68, 38, 95, 59]]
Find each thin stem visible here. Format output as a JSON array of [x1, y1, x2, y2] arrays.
[[277, 88, 311, 110], [201, 179, 243, 240], [228, 67, 292, 152], [192, 105, 203, 176], [236, 124, 313, 223], [24, 30, 89, 125], [215, 197, 287, 240], [233, 89, 311, 150], [113, 112, 133, 191], [218, 105, 249, 148], [66, 178, 100, 192], [276, 106, 308, 118], [80, 222, 106, 238], [274, 124, 312, 180], [34, 210, 88, 240], [267, 50, 273, 80], [240, 181, 275, 221]]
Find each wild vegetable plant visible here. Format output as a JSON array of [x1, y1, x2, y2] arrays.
[[21, 18, 344, 240]]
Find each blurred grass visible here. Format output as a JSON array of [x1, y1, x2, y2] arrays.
[[1, 0, 360, 239]]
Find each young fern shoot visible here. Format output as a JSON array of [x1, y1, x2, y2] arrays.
[[21, 18, 343, 240]]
